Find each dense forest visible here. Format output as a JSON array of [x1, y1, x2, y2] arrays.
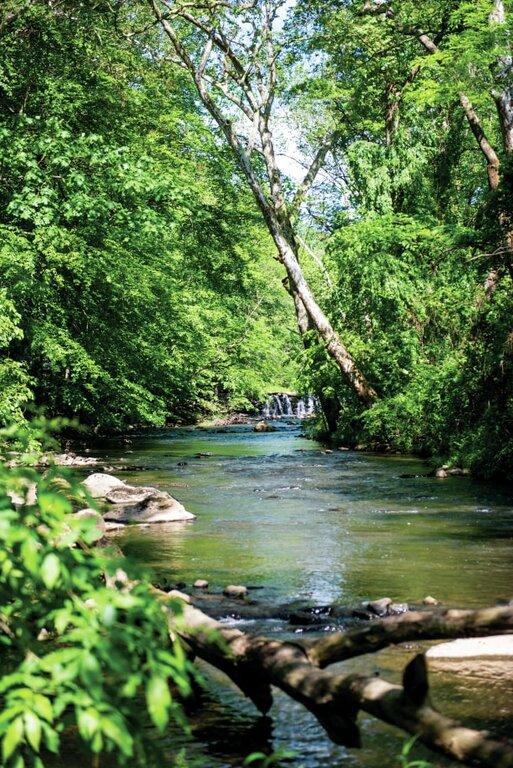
[[0, 0, 298, 430], [1, 0, 513, 476]]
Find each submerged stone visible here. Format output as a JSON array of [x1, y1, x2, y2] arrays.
[[223, 585, 248, 598]]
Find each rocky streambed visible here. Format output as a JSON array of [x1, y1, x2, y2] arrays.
[[63, 422, 513, 768]]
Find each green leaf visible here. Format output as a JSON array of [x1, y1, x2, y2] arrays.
[[20, 537, 39, 574], [23, 711, 41, 752], [76, 708, 99, 741], [2, 716, 24, 762], [145, 676, 171, 731], [40, 553, 60, 589], [33, 695, 52, 723]]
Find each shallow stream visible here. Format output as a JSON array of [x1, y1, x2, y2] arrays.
[[91, 421, 513, 767]]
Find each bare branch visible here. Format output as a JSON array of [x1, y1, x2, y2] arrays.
[[290, 133, 336, 215], [306, 604, 513, 667]]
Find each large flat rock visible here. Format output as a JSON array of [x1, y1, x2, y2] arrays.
[[103, 490, 196, 524], [427, 635, 513, 659], [83, 473, 126, 498]]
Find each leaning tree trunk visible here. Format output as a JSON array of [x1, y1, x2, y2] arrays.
[[284, 279, 341, 431], [149, 0, 377, 407], [274, 233, 377, 406]]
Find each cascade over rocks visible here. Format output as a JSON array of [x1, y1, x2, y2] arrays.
[[260, 393, 319, 420]]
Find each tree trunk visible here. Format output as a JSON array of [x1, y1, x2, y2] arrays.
[[285, 280, 342, 431], [274, 234, 377, 406], [150, 1, 377, 407]]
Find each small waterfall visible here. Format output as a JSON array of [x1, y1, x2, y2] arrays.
[[273, 394, 283, 417], [282, 394, 293, 416], [260, 393, 318, 420]]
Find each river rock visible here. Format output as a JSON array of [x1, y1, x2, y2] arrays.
[[105, 521, 125, 532], [52, 453, 100, 467], [435, 466, 469, 478], [423, 595, 439, 606], [168, 589, 191, 604], [427, 636, 513, 659], [367, 597, 392, 617], [254, 421, 277, 433], [106, 485, 158, 504], [388, 602, 409, 615], [194, 579, 209, 589], [83, 473, 126, 498], [223, 585, 248, 599], [8, 481, 37, 508], [103, 489, 195, 524]]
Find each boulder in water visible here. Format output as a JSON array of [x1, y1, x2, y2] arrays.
[[105, 521, 125, 532], [194, 579, 209, 589], [106, 485, 157, 504], [51, 453, 100, 467], [223, 584, 248, 599], [388, 602, 409, 615], [423, 595, 439, 606], [367, 597, 392, 617], [83, 473, 126, 498], [103, 488, 195, 524], [254, 421, 277, 433], [435, 465, 470, 478]]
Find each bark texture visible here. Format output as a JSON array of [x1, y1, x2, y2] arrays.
[[164, 592, 513, 768]]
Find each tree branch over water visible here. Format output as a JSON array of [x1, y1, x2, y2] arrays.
[[163, 591, 513, 767]]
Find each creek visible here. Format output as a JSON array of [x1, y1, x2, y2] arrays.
[[89, 420, 513, 768]]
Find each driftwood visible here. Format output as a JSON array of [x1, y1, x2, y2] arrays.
[[164, 592, 513, 768]]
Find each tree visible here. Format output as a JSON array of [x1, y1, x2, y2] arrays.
[[144, 0, 377, 405], [0, 0, 298, 430]]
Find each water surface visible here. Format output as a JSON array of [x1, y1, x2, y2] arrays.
[[91, 422, 513, 767]]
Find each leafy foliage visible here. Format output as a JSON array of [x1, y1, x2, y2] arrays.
[[0, 427, 195, 767], [0, 0, 297, 432], [293, 0, 513, 477]]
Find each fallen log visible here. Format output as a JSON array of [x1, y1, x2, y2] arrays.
[[163, 592, 513, 768], [306, 605, 513, 667]]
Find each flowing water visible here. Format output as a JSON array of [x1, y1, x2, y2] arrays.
[[90, 421, 513, 768]]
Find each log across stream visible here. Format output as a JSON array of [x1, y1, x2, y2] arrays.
[[87, 421, 513, 768]]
